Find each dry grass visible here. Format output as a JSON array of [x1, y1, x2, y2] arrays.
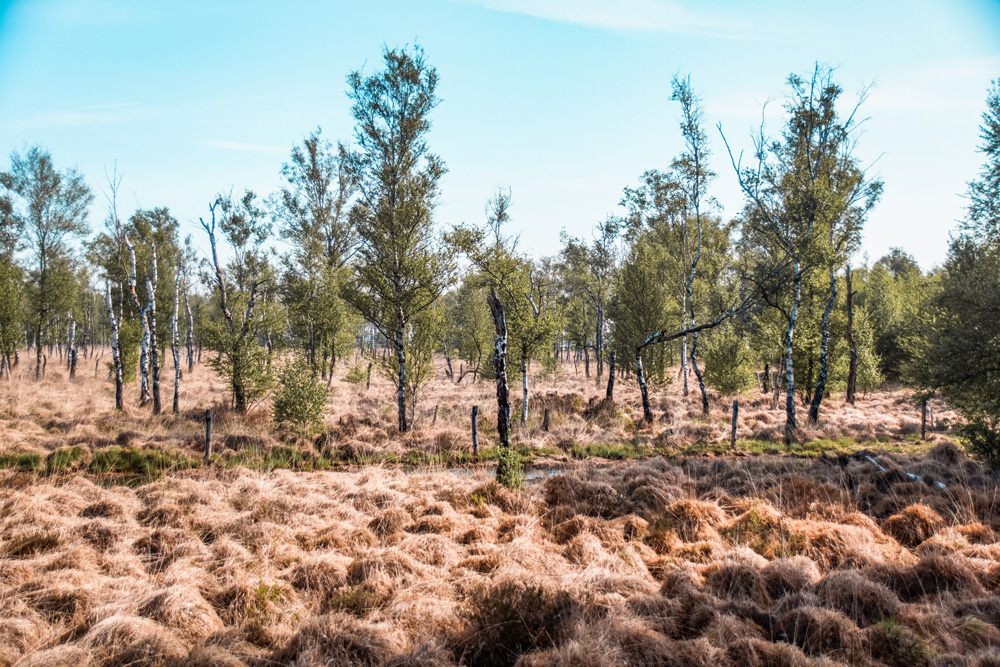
[[0, 349, 962, 472], [0, 349, 996, 665]]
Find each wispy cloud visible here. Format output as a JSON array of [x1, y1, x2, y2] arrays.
[[15, 102, 146, 129], [452, 0, 751, 38], [201, 140, 287, 155]]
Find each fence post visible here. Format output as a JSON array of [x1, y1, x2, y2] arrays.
[[204, 409, 212, 467], [471, 405, 479, 457], [731, 400, 739, 448]]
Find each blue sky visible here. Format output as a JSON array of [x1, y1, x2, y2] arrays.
[[1, 0, 998, 270]]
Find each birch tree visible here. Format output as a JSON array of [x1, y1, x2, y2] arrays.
[[722, 65, 879, 436], [1, 146, 92, 380], [341, 44, 453, 433]]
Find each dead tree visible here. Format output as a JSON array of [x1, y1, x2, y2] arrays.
[[105, 279, 124, 411], [487, 289, 515, 483]]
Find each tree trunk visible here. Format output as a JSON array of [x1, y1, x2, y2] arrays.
[[637, 349, 653, 423], [681, 292, 689, 396], [487, 291, 515, 484], [395, 305, 408, 434], [845, 266, 858, 406], [139, 311, 151, 406], [149, 280, 161, 416], [34, 321, 43, 380], [584, 346, 590, 378], [171, 268, 182, 414], [520, 353, 529, 424], [185, 291, 195, 373], [809, 267, 837, 423], [105, 281, 124, 411], [444, 341, 454, 381], [595, 302, 604, 381], [763, 362, 771, 394], [690, 331, 710, 416], [68, 318, 77, 379], [606, 350, 616, 399], [784, 264, 802, 440]]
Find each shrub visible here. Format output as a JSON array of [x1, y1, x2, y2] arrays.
[[495, 444, 522, 490], [962, 415, 1000, 467], [273, 356, 328, 434], [703, 326, 758, 396], [343, 361, 369, 385]]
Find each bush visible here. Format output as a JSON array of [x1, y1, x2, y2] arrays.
[[962, 415, 1000, 467], [273, 356, 328, 434], [495, 444, 522, 490], [343, 361, 369, 385], [703, 326, 758, 396]]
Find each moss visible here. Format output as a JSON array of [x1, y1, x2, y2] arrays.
[[45, 446, 86, 473], [90, 447, 196, 475], [0, 450, 42, 472], [569, 442, 643, 460]]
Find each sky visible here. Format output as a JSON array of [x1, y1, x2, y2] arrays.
[[1, 0, 998, 271]]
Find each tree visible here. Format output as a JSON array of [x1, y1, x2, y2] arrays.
[[723, 65, 879, 436], [274, 128, 357, 373], [341, 44, 453, 433], [963, 79, 1000, 241], [1, 146, 92, 379], [200, 191, 277, 413], [913, 83, 1000, 462], [448, 189, 559, 425], [559, 217, 619, 382]]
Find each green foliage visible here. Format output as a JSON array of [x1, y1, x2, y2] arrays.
[[45, 446, 86, 473], [962, 415, 1000, 469], [703, 326, 758, 396], [118, 317, 143, 383], [607, 235, 675, 383], [962, 79, 1000, 241], [272, 356, 328, 434], [0, 258, 24, 360], [377, 303, 444, 427], [90, 447, 195, 475], [205, 318, 274, 411], [0, 451, 42, 472], [494, 444, 522, 490], [343, 361, 369, 385], [341, 45, 453, 432], [912, 238, 1000, 428]]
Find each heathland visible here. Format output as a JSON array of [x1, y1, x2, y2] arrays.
[[2, 355, 998, 666]]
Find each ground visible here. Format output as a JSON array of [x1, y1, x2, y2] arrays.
[[0, 350, 997, 666]]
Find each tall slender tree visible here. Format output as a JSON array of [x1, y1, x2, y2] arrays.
[[341, 44, 453, 433]]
